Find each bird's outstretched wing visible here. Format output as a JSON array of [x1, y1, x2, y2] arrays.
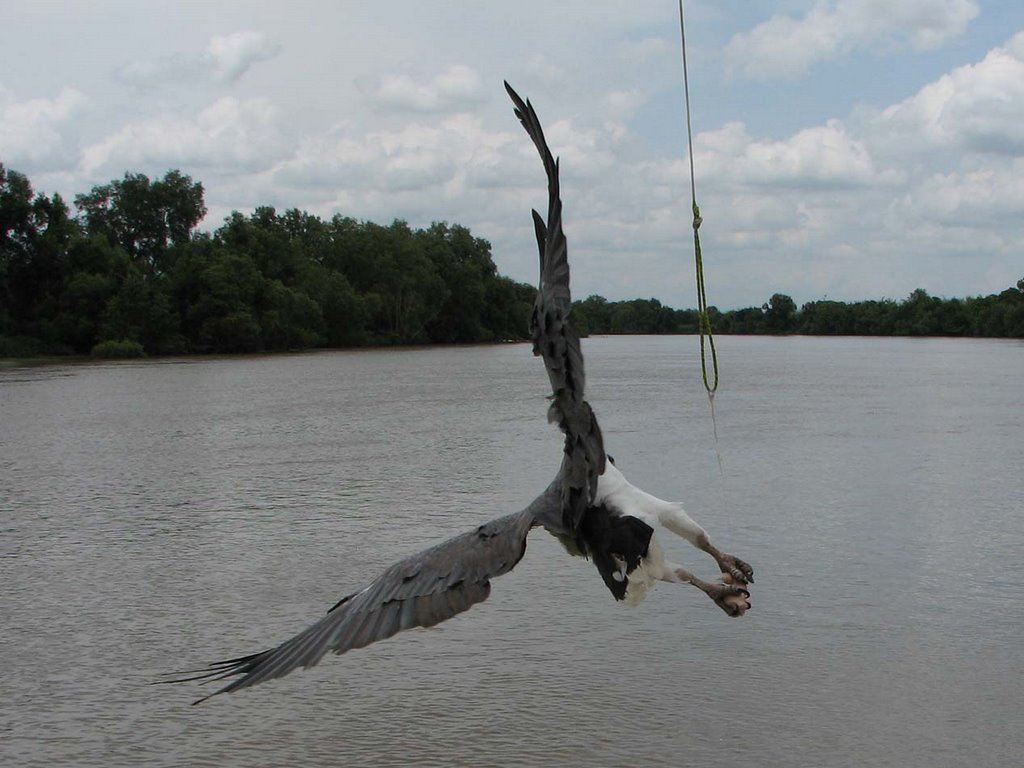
[[160, 501, 547, 703], [506, 82, 605, 536]]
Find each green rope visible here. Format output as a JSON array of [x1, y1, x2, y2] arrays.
[[678, 0, 719, 397]]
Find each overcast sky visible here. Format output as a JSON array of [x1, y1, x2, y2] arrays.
[[3, 1, 1022, 309]]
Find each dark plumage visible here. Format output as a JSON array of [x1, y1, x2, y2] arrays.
[[505, 82, 606, 535], [158, 83, 753, 705], [579, 505, 654, 601]]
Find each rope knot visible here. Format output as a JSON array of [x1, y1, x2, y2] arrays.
[[680, 0, 718, 398]]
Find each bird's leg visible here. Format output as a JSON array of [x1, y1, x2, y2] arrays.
[[694, 534, 755, 586], [655, 502, 754, 585], [659, 562, 750, 618]]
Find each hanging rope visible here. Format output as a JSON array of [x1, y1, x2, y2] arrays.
[[677, 0, 719, 397]]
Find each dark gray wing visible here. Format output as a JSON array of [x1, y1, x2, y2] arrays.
[[506, 82, 605, 535], [161, 497, 550, 703]]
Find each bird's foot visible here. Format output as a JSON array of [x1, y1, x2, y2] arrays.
[[705, 576, 751, 617], [673, 565, 752, 618], [716, 553, 754, 586], [715, 572, 752, 617]]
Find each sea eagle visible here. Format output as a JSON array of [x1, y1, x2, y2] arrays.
[[163, 83, 753, 704]]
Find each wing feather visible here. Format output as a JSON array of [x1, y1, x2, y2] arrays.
[[160, 83, 611, 705], [506, 82, 606, 534], [160, 505, 542, 703]]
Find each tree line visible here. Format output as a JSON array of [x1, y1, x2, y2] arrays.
[[2, 163, 1021, 358], [1, 164, 535, 357], [573, 287, 1024, 338]]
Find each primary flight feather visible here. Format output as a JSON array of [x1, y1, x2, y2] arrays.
[[160, 84, 753, 705]]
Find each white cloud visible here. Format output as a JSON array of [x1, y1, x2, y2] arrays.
[[542, 119, 617, 178], [870, 31, 1024, 157], [602, 90, 645, 140], [272, 98, 619, 211], [208, 30, 281, 83], [363, 65, 486, 113], [113, 54, 204, 88], [0, 86, 86, 169], [726, 0, 980, 79], [890, 161, 1024, 230], [599, 30, 1022, 304], [605, 89, 646, 122], [81, 97, 288, 175], [4, 3, 1022, 309], [687, 119, 891, 189], [274, 113, 528, 207], [114, 30, 280, 88], [260, 29, 1024, 305]]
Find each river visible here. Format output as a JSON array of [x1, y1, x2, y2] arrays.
[[2, 336, 1022, 767]]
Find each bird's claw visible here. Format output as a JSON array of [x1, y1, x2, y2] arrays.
[[720, 554, 754, 585], [712, 582, 751, 618]]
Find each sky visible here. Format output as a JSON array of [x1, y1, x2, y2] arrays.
[[2, 0, 1023, 310]]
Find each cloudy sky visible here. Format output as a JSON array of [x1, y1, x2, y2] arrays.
[[3, 1, 1022, 309]]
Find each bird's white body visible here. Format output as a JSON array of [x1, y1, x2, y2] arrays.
[[593, 462, 714, 607]]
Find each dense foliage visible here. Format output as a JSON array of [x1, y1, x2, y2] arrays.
[[2, 163, 1021, 358], [0, 164, 535, 356], [573, 287, 1024, 338]]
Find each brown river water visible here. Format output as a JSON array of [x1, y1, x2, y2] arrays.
[[3, 335, 1022, 767]]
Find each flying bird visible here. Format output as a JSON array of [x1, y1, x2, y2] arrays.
[[163, 83, 753, 704]]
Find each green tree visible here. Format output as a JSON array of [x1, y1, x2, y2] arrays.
[[763, 293, 797, 332], [799, 300, 851, 334], [574, 295, 612, 334], [1, 164, 35, 269], [259, 279, 323, 350], [421, 222, 494, 342], [217, 207, 303, 284], [100, 267, 184, 354], [323, 215, 382, 292], [54, 235, 126, 352], [299, 266, 368, 346], [725, 306, 767, 334], [482, 276, 532, 340], [75, 170, 205, 276], [2, 171, 84, 349], [172, 240, 262, 353], [365, 220, 447, 343]]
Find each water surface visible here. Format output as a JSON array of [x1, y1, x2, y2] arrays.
[[2, 336, 1022, 767]]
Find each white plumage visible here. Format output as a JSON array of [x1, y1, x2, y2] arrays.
[[593, 461, 752, 608]]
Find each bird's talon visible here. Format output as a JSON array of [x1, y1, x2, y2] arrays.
[[720, 554, 754, 585], [713, 581, 751, 617]]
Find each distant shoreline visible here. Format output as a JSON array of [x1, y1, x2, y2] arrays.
[[4, 165, 1021, 358], [5, 330, 1021, 367]]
